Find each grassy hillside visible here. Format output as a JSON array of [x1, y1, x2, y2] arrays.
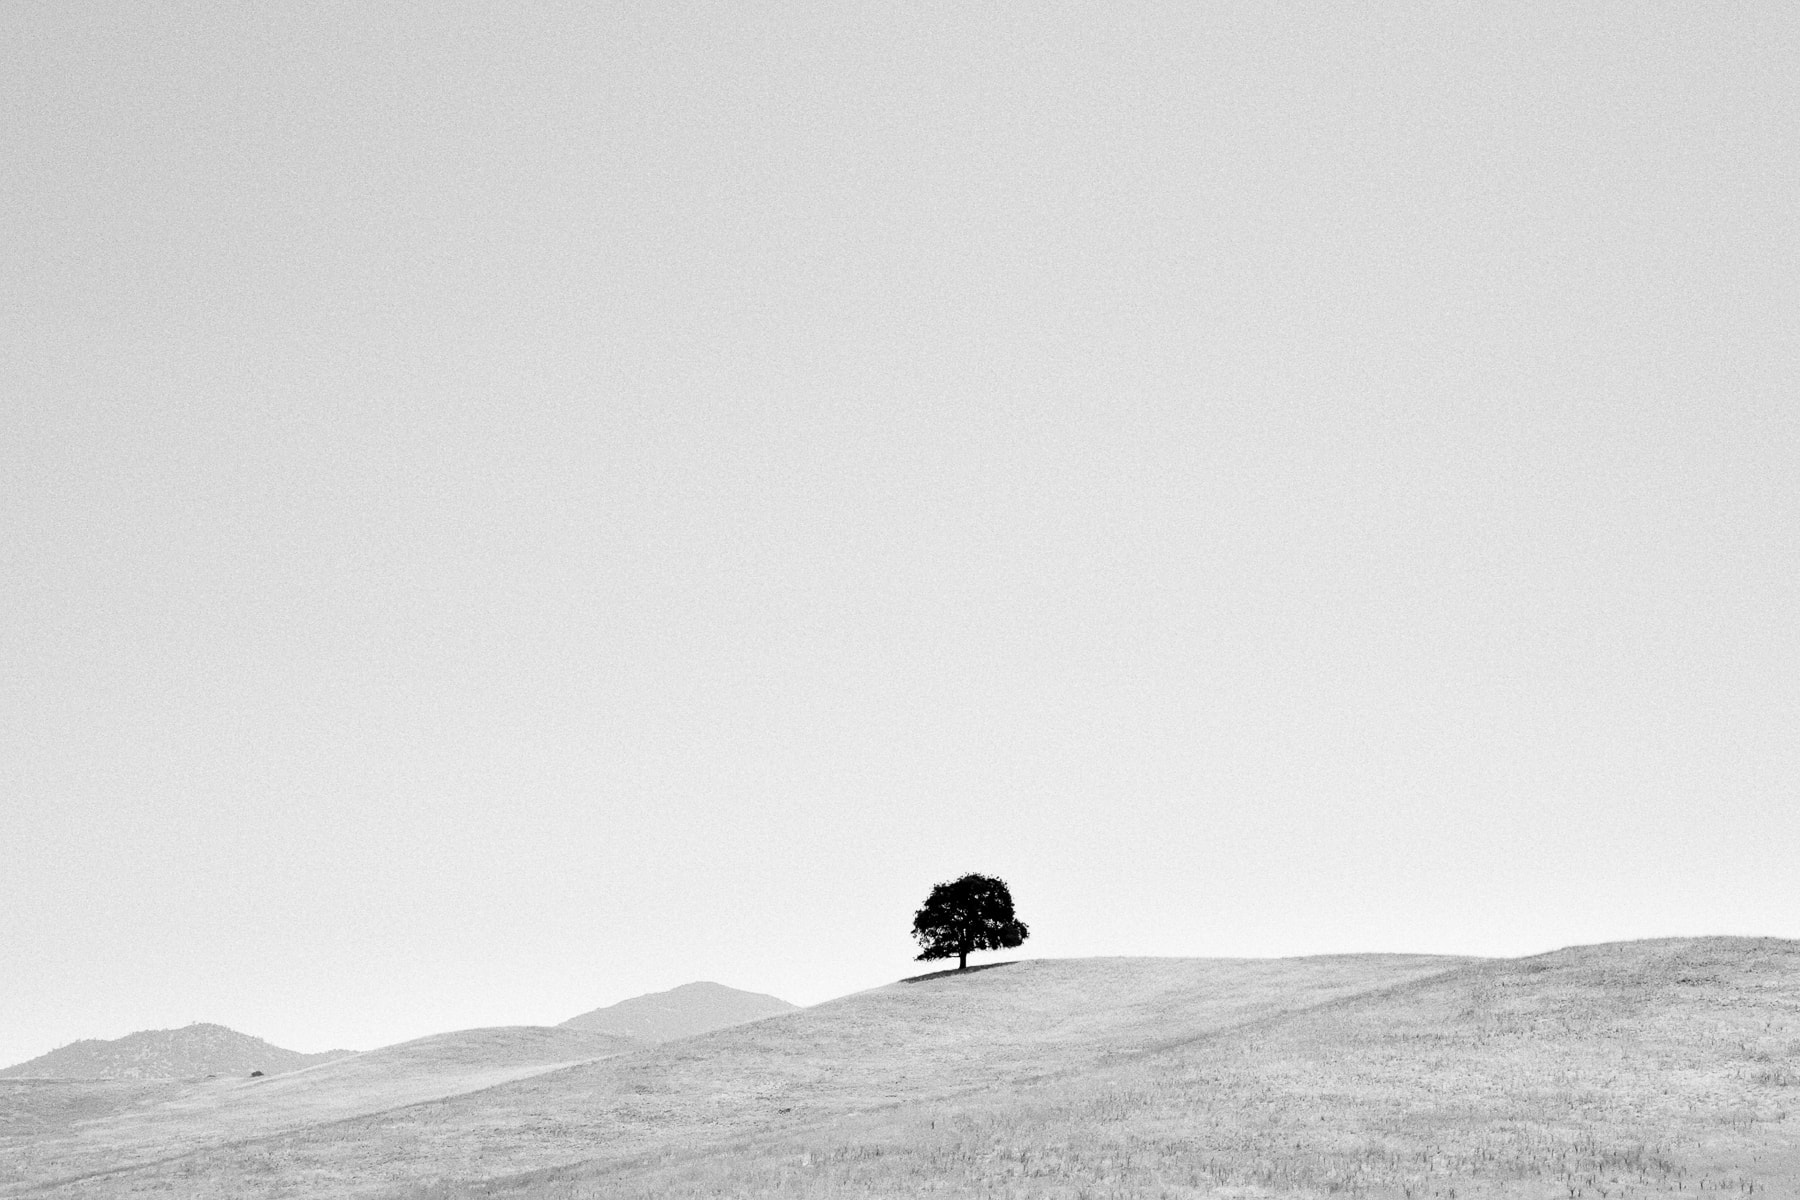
[[0, 1027, 636, 1193], [9, 954, 1465, 1197], [10, 942, 1795, 1198], [489, 938, 1800, 1199]]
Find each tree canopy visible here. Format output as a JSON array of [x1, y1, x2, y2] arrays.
[[910, 873, 1029, 971]]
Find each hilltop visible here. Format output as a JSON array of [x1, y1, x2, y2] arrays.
[[558, 980, 797, 1042], [0, 1024, 352, 1082]]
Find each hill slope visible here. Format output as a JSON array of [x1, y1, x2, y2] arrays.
[[536, 937, 1800, 1199], [11, 953, 1468, 1196], [0, 1027, 638, 1190], [13, 943, 1797, 1198], [558, 981, 796, 1042], [0, 1024, 351, 1081]]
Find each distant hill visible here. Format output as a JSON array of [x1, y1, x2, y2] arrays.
[[559, 981, 797, 1042], [0, 1023, 354, 1080]]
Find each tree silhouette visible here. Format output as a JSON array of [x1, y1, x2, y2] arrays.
[[911, 873, 1029, 971]]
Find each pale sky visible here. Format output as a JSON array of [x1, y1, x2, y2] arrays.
[[3, 2, 1796, 1069]]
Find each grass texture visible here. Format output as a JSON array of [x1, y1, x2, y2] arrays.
[[6, 940, 1797, 1198]]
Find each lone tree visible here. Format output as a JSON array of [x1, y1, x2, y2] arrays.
[[911, 873, 1029, 971]]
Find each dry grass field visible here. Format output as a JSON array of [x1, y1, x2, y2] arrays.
[[5, 940, 1796, 1198], [497, 939, 1800, 1200], [0, 1026, 637, 1193]]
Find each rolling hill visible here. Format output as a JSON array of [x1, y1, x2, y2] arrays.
[[5, 940, 1796, 1198], [2, 952, 1465, 1195], [558, 980, 797, 1042], [0, 1024, 352, 1082], [532, 937, 1800, 1199], [0, 1026, 638, 1191]]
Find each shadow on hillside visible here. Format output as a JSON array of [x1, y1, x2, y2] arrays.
[[900, 961, 1020, 984]]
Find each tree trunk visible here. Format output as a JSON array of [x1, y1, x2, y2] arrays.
[[959, 950, 967, 970]]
